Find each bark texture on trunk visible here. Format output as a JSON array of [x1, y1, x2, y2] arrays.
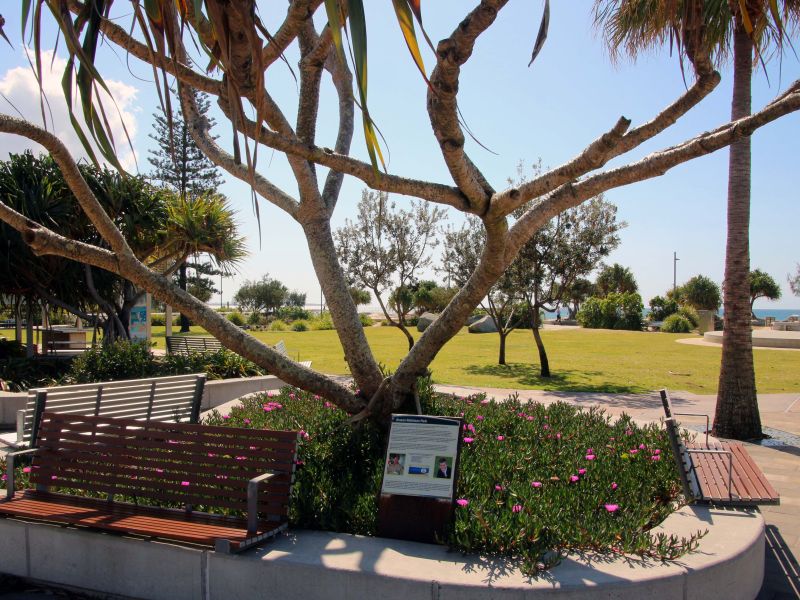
[[179, 264, 191, 333], [530, 306, 550, 377], [498, 331, 507, 365], [713, 24, 761, 441]]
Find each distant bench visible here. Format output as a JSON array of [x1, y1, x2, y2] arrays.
[[2, 412, 298, 553], [165, 336, 312, 368], [166, 335, 224, 355], [660, 389, 779, 506], [16, 373, 206, 447]]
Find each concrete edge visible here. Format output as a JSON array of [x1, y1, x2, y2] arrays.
[[0, 505, 764, 599]]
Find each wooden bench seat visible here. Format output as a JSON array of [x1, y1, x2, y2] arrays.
[[1, 412, 299, 553], [166, 336, 224, 355], [660, 389, 779, 507], [17, 373, 206, 446]]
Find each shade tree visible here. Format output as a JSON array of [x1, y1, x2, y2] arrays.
[[595, 263, 638, 296], [748, 269, 781, 317], [1, 2, 800, 420]]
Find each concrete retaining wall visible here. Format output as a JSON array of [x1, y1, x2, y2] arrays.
[[0, 506, 764, 600]]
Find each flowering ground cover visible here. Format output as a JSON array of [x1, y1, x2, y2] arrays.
[[202, 383, 704, 573]]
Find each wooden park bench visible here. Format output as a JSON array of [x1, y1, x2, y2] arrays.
[[1, 412, 299, 553], [660, 389, 779, 507], [166, 335, 224, 355], [274, 340, 313, 369], [16, 374, 207, 447]]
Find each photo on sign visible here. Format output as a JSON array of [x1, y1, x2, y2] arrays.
[[434, 456, 453, 479], [385, 453, 406, 476]]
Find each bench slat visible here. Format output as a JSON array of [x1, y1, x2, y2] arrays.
[[725, 443, 779, 502]]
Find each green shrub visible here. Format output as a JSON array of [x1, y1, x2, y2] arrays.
[[677, 305, 699, 328], [227, 311, 246, 326], [247, 311, 264, 326], [661, 314, 692, 333], [310, 312, 335, 330], [292, 319, 309, 332], [0, 339, 25, 360], [64, 340, 157, 384], [162, 349, 266, 380], [204, 385, 698, 575], [577, 293, 643, 331], [270, 319, 289, 332], [0, 357, 69, 391], [277, 306, 311, 322], [648, 296, 679, 322], [359, 314, 373, 327]]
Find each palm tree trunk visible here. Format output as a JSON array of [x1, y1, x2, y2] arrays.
[[713, 23, 761, 441]]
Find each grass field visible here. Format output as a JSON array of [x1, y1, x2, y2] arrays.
[[3, 325, 797, 394]]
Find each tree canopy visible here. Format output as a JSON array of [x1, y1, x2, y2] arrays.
[[1, 2, 799, 420]]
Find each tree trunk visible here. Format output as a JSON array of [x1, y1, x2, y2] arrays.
[[399, 321, 415, 351], [529, 304, 550, 377], [713, 24, 761, 441], [179, 263, 191, 332], [498, 331, 507, 365]]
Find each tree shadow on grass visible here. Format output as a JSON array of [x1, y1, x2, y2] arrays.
[[463, 362, 647, 394]]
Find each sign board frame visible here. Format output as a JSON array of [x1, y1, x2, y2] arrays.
[[377, 414, 463, 544]]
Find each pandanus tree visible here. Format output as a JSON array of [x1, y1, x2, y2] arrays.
[[1, 1, 800, 423], [594, 0, 800, 440]]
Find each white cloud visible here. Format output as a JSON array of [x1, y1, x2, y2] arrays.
[[0, 49, 139, 170]]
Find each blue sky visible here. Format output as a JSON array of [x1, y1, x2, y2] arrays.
[[0, 2, 798, 310]]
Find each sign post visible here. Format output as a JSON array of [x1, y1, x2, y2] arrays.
[[129, 293, 152, 343], [377, 414, 462, 544]]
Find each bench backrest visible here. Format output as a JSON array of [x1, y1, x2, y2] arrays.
[[32, 412, 298, 524], [166, 336, 224, 355], [23, 373, 206, 446], [274, 340, 287, 356], [663, 417, 698, 501], [659, 389, 674, 419]]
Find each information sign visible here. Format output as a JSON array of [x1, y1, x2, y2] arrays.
[[129, 293, 151, 342], [380, 414, 461, 500]]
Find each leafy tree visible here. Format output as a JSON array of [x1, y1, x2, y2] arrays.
[[677, 275, 722, 311], [507, 195, 623, 376], [149, 90, 224, 331], [286, 291, 307, 308], [413, 281, 456, 314], [790, 264, 800, 296], [234, 276, 288, 317], [648, 295, 679, 322], [594, 0, 800, 441], [748, 269, 781, 317], [595, 263, 638, 296], [349, 288, 371, 307], [335, 191, 444, 350], [3, 3, 800, 420], [577, 292, 644, 331], [564, 278, 595, 319]]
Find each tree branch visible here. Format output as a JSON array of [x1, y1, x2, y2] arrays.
[[427, 0, 508, 210]]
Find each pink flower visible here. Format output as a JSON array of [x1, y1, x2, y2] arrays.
[[654, 449, 661, 455], [586, 448, 595, 454], [578, 468, 587, 475], [463, 437, 474, 443], [299, 430, 310, 440], [629, 449, 638, 455], [456, 498, 469, 507], [267, 391, 278, 397], [543, 424, 550, 430], [527, 416, 534, 421], [609, 437, 616, 441], [156, 469, 164, 474], [295, 459, 305, 466], [181, 481, 190, 486], [324, 401, 334, 408], [496, 435, 505, 441], [476, 415, 484, 421], [556, 433, 561, 440], [243, 419, 251, 425], [208, 453, 216, 458], [604, 504, 619, 513], [236, 456, 246, 461], [481, 399, 490, 405], [651, 455, 661, 461], [1, 474, 6, 481], [216, 475, 228, 480], [570, 475, 579, 483], [494, 485, 504, 491], [625, 429, 633, 436], [585, 454, 596, 460], [531, 481, 542, 488], [289, 393, 296, 399], [639, 443, 646, 450], [222, 415, 230, 420], [22, 467, 31, 473], [51, 475, 57, 480], [314, 395, 320, 400], [512, 504, 523, 513], [611, 482, 618, 490]]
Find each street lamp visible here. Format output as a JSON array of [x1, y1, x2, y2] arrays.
[[673, 252, 680, 293]]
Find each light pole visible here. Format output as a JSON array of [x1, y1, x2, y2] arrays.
[[673, 252, 680, 293]]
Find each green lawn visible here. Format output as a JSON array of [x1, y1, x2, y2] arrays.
[[4, 325, 797, 394]]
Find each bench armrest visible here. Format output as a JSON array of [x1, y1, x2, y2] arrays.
[[5, 447, 39, 499], [687, 448, 733, 498], [16, 409, 25, 444], [247, 472, 277, 536]]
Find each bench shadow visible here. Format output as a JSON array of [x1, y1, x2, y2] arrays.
[[462, 363, 645, 393], [758, 524, 800, 599]]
